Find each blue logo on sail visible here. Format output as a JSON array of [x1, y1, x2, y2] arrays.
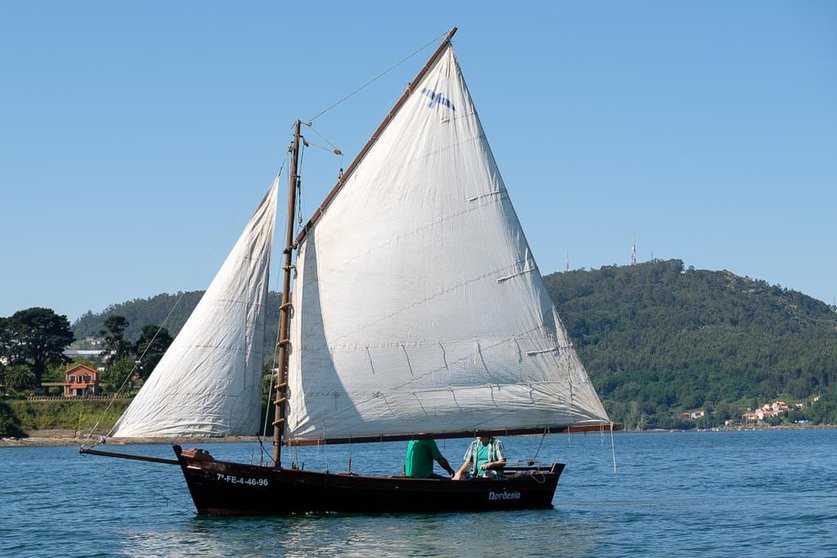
[[421, 88, 455, 112]]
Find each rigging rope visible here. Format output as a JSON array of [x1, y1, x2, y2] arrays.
[[295, 132, 307, 227], [306, 30, 451, 122], [532, 429, 547, 461], [304, 123, 342, 156], [262, 159, 288, 441]]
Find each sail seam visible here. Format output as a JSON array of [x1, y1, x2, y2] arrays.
[[526, 347, 559, 356], [468, 191, 502, 202], [497, 267, 536, 283], [304, 380, 571, 398], [302, 333, 571, 352]]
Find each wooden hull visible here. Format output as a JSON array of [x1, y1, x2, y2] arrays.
[[174, 445, 564, 515]]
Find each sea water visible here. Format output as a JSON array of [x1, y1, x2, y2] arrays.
[[1, 429, 835, 557]]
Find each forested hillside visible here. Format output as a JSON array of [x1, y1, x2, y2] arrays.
[[69, 260, 837, 428], [544, 259, 837, 428], [72, 291, 281, 349]]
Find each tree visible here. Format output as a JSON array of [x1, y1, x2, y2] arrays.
[[3, 308, 74, 386], [100, 315, 131, 365], [99, 355, 138, 394], [134, 325, 173, 379], [5, 364, 36, 392], [0, 316, 21, 367], [0, 401, 25, 437]]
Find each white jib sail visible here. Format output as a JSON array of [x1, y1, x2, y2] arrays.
[[286, 46, 609, 443], [110, 180, 279, 438]]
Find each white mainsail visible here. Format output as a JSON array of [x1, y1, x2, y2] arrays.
[[286, 46, 609, 443], [110, 180, 279, 438]]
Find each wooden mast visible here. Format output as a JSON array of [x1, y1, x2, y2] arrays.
[[272, 119, 302, 466]]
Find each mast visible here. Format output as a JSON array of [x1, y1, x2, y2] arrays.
[[272, 119, 302, 466]]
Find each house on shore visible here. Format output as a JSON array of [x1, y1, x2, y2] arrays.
[[63, 363, 100, 396]]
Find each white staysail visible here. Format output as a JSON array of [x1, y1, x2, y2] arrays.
[[286, 46, 609, 443], [110, 180, 279, 438]]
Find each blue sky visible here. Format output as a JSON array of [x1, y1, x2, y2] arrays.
[[2, 1, 835, 322]]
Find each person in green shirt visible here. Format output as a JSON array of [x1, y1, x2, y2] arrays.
[[453, 435, 506, 480], [405, 439, 455, 478]]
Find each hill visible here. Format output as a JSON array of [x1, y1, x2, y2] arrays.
[[72, 291, 281, 349], [544, 259, 837, 428], [69, 260, 837, 427]]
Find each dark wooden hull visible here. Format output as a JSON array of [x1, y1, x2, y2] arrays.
[[173, 445, 564, 515]]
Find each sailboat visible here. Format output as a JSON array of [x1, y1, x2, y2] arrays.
[[81, 28, 616, 514]]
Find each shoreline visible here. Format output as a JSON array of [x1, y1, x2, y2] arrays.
[[0, 429, 264, 448], [2, 425, 834, 448]]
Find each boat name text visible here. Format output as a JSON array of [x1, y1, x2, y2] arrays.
[[216, 473, 269, 487], [488, 490, 521, 501]]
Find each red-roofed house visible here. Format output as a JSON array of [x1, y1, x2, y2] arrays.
[[64, 363, 100, 396]]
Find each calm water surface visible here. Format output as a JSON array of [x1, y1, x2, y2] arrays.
[[1, 429, 835, 557]]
